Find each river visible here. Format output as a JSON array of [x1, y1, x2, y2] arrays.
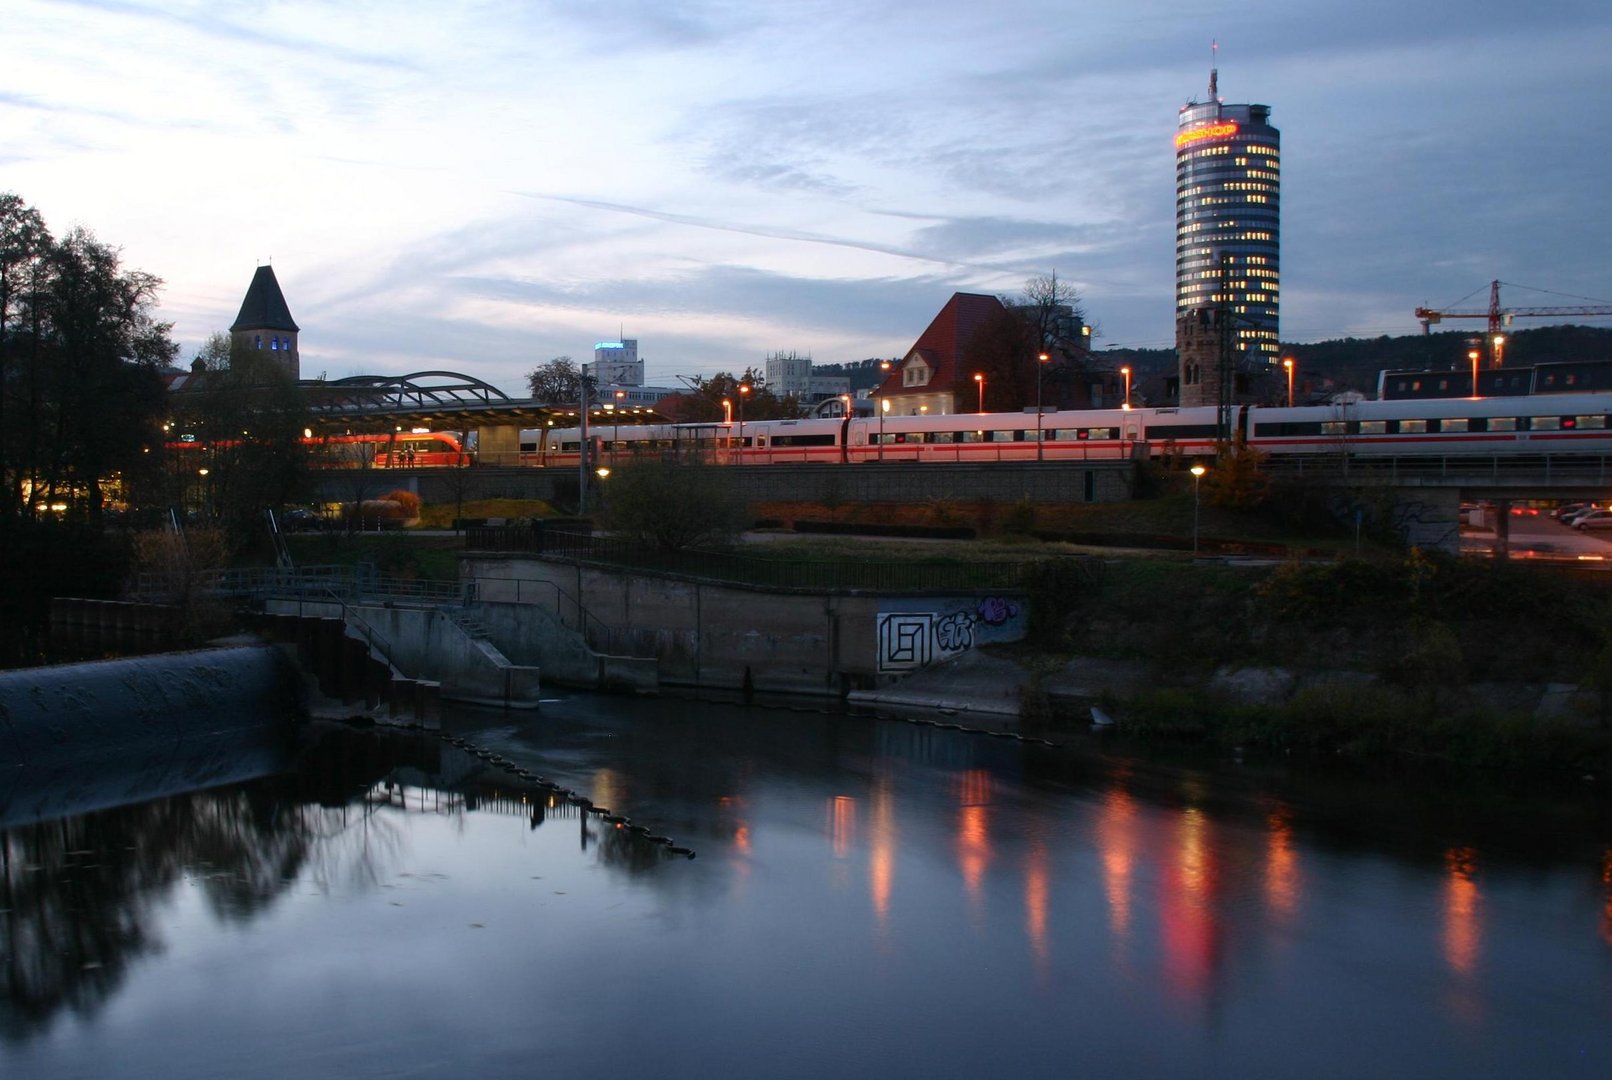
[[3, 691, 1610, 1079]]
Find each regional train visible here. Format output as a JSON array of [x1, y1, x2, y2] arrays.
[[519, 392, 1612, 469], [167, 429, 470, 468]]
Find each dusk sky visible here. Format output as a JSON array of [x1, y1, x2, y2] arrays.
[[6, 0, 1610, 396]]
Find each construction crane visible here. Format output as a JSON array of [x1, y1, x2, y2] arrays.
[[1415, 280, 1612, 365]]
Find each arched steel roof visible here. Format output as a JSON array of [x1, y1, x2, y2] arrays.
[[311, 371, 512, 409]]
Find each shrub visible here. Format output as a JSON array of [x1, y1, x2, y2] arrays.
[[601, 458, 749, 550], [383, 489, 421, 517]]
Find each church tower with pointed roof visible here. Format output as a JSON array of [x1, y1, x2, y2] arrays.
[[230, 265, 300, 380]]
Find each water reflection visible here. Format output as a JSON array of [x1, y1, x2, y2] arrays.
[[4, 696, 1611, 1079], [1264, 800, 1301, 923], [0, 721, 675, 1044]]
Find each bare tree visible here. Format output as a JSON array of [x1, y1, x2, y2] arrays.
[[526, 356, 581, 401]]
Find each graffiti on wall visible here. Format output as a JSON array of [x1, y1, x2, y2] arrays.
[[877, 596, 1025, 673]]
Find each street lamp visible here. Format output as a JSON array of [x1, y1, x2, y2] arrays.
[[1036, 352, 1050, 461], [737, 383, 750, 464], [1468, 349, 1481, 399], [612, 388, 626, 464], [1190, 464, 1206, 554], [1492, 333, 1507, 367], [974, 372, 985, 413], [879, 398, 889, 462], [1120, 365, 1132, 410], [1282, 357, 1294, 407]]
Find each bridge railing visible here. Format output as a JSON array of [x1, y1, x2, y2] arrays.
[[1264, 452, 1612, 485], [465, 527, 1035, 593]]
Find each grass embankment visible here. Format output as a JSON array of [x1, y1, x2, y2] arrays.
[[1022, 552, 1612, 780]]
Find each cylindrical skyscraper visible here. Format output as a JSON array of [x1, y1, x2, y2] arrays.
[[1175, 64, 1279, 406]]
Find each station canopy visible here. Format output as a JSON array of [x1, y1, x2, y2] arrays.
[[296, 371, 665, 434]]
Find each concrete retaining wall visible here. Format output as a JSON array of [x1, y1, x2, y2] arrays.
[[476, 601, 657, 694], [345, 603, 541, 708], [464, 556, 1028, 699]]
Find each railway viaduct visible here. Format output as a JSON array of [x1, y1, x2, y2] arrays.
[[314, 454, 1612, 556]]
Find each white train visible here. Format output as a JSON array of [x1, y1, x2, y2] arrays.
[[516, 392, 1612, 468]]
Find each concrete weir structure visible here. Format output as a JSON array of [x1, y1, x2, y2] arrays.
[[261, 597, 543, 709], [0, 644, 299, 825]]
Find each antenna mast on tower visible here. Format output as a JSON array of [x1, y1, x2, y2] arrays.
[[1209, 40, 1219, 100]]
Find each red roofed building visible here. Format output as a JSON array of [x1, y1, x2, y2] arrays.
[[872, 292, 1005, 416]]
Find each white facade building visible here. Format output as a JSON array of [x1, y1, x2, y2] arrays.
[[593, 339, 643, 387]]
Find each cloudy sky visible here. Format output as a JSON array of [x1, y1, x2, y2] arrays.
[[6, 0, 1610, 396]]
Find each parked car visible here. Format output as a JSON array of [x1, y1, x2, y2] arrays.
[[1572, 510, 1612, 530], [1554, 502, 1594, 521], [281, 507, 324, 532]]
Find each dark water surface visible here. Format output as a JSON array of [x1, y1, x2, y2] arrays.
[[3, 693, 1611, 1079]]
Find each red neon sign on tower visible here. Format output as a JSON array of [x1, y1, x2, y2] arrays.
[[1174, 120, 1239, 149]]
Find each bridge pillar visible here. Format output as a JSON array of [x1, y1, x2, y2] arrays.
[[1386, 487, 1461, 555], [477, 424, 522, 467], [1492, 498, 1511, 560]]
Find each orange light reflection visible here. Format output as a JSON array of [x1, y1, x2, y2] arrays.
[[1600, 848, 1612, 947], [956, 770, 992, 915], [1098, 784, 1137, 942], [1443, 846, 1481, 977], [829, 795, 856, 860], [1264, 802, 1300, 921]]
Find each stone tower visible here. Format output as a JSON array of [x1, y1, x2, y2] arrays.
[[229, 265, 300, 380]]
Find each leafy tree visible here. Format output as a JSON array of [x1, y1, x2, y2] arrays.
[[0, 194, 175, 662], [662, 368, 802, 424], [193, 330, 232, 372], [601, 458, 749, 550], [1, 209, 174, 520], [168, 348, 311, 544], [1203, 439, 1272, 510]]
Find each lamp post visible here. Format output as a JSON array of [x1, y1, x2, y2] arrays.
[[1469, 349, 1481, 398], [974, 372, 985, 413], [1036, 352, 1049, 461], [737, 383, 750, 464], [1120, 365, 1132, 410], [612, 388, 625, 464], [1282, 357, 1294, 407], [1492, 333, 1507, 367], [879, 398, 889, 462], [1190, 464, 1206, 554]]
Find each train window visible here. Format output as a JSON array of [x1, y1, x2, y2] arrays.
[[1532, 417, 1561, 431], [930, 431, 955, 444], [1489, 418, 1517, 431], [988, 430, 1018, 443], [1578, 416, 1607, 429], [962, 430, 985, 443], [519, 442, 537, 453], [1441, 419, 1469, 433], [1398, 420, 1427, 434], [1359, 421, 1386, 435], [1321, 421, 1348, 436]]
